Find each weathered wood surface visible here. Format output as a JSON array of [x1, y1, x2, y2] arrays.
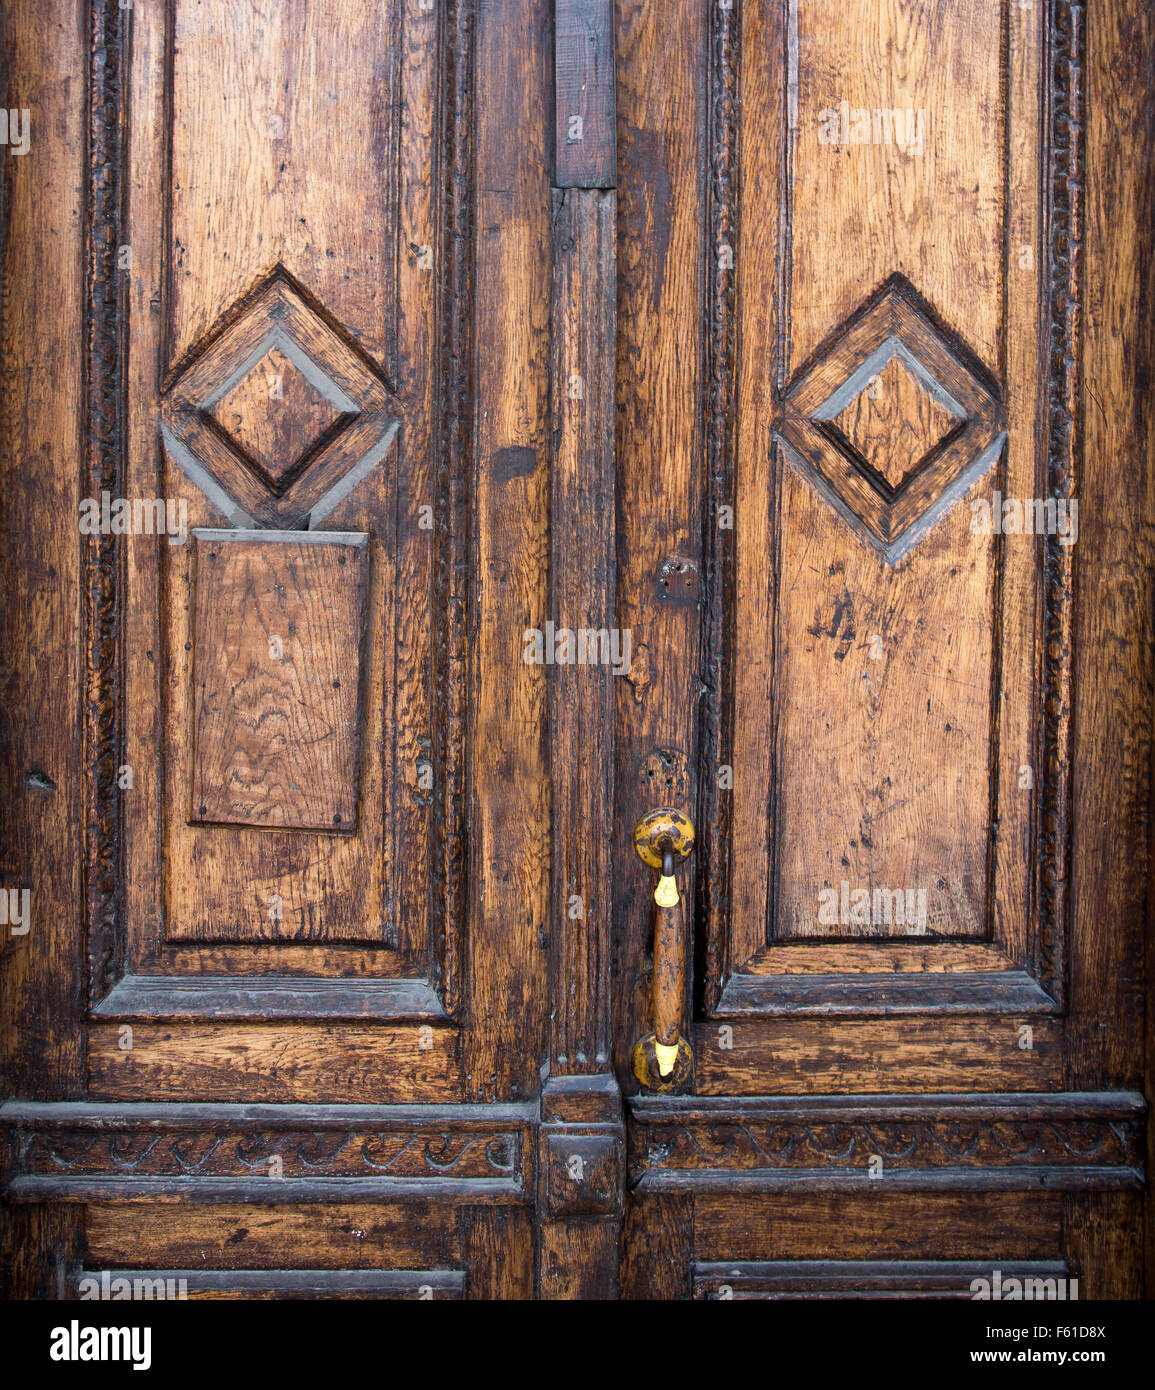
[[0, 0, 1151, 1303]]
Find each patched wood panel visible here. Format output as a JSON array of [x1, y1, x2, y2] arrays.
[[190, 530, 369, 839]]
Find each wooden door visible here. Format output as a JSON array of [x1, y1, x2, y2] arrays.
[[1, 0, 1152, 1307], [613, 0, 1153, 1301], [1, 0, 554, 1302]]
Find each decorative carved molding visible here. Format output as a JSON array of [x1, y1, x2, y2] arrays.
[[430, 0, 475, 1019], [697, 0, 740, 1015], [696, 4, 1083, 1021], [83, 0, 128, 1009], [83, 2, 476, 1020], [1035, 0, 1084, 1007], [628, 1093, 1145, 1193], [1, 1102, 533, 1204]]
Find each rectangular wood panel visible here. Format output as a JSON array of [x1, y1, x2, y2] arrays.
[[700, 0, 1069, 1032], [167, 0, 399, 374], [191, 531, 369, 841], [82, 0, 471, 1021]]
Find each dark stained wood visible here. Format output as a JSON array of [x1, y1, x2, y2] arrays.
[[692, 1260, 1072, 1301], [457, 1207, 536, 1301], [1, 0, 1152, 1305], [0, 0, 89, 1300], [693, 1016, 1064, 1095], [554, 0, 616, 188], [1066, 0, 1152, 1094], [71, 1268, 466, 1300], [85, 1202, 461, 1270], [1063, 1193, 1144, 1300], [462, 0, 552, 1104], [549, 187, 616, 1072], [612, 0, 707, 1093], [86, 1023, 462, 1104], [107, 0, 462, 1019], [628, 1091, 1145, 1193], [536, 1075, 624, 1299], [621, 1193, 693, 1300], [694, 1192, 1064, 1262], [539, 1220, 620, 1299]]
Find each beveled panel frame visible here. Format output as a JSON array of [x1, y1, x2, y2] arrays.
[[696, 0, 1081, 1018], [82, 0, 475, 1023]]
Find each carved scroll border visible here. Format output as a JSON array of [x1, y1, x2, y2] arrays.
[[628, 1091, 1145, 1193], [1, 1100, 532, 1204]]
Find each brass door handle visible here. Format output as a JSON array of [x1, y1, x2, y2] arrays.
[[631, 808, 694, 1092]]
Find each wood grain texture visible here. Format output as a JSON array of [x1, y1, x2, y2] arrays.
[[108, 0, 464, 1014], [621, 1193, 693, 1300], [539, 1220, 621, 1300], [828, 351, 965, 490], [550, 188, 616, 1071], [693, 1016, 1064, 1095], [791, 0, 1004, 374], [458, 1207, 536, 1301], [628, 1091, 1145, 1192], [87, 1024, 462, 1104], [190, 532, 369, 840], [0, 0, 86, 1088], [0, 0, 89, 1301], [694, 1191, 1063, 1262], [2, 1100, 534, 1206], [85, 1202, 460, 1270], [554, 0, 615, 188], [1068, 0, 1154, 1298], [203, 343, 352, 488], [1065, 0, 1151, 1094], [612, 0, 707, 1092], [167, 0, 399, 374], [70, 1268, 465, 1300], [692, 1259, 1070, 1300], [462, 0, 552, 1102], [2, 0, 1152, 1304], [536, 1076, 624, 1297], [1062, 1193, 1144, 1300]]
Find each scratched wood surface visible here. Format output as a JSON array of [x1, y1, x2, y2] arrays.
[[167, 0, 399, 374], [0, 0, 88, 1298]]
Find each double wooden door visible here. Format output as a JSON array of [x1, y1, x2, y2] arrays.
[[1, 0, 1151, 1300]]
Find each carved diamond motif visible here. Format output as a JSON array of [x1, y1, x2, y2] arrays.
[[779, 277, 1005, 564], [202, 340, 355, 493], [828, 349, 965, 491], [161, 267, 399, 529]]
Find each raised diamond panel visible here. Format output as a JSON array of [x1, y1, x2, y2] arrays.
[[828, 349, 965, 491], [202, 339, 355, 492], [779, 277, 1005, 564], [160, 267, 399, 530]]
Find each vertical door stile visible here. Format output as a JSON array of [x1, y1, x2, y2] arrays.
[[538, 0, 623, 1299]]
